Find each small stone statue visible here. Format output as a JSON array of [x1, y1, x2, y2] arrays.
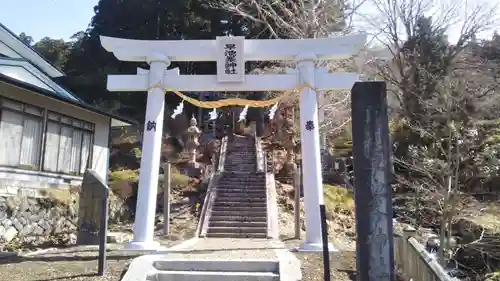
[[185, 116, 201, 167]]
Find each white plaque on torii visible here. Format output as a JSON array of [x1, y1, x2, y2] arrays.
[[100, 34, 366, 252], [216, 36, 245, 83]]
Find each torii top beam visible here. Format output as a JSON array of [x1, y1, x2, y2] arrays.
[[99, 34, 367, 62]]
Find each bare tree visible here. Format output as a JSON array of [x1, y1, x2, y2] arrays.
[[394, 68, 500, 265], [211, 0, 370, 148], [359, 0, 499, 269], [210, 0, 367, 39]]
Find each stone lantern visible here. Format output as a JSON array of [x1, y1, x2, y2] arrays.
[[185, 116, 201, 167]]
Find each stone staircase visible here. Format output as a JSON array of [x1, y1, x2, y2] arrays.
[[205, 135, 268, 238], [224, 136, 258, 172], [151, 259, 280, 281]]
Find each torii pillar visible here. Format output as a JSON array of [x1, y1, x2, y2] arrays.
[[128, 54, 170, 250]]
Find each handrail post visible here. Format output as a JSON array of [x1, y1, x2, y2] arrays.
[[402, 226, 417, 277]]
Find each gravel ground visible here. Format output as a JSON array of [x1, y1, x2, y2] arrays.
[[279, 203, 357, 281], [283, 239, 356, 281], [0, 247, 137, 281], [0, 239, 180, 281], [296, 250, 356, 281]]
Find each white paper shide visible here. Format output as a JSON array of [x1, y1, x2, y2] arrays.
[[216, 36, 245, 83]]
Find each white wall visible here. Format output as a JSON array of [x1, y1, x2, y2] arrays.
[[0, 81, 111, 182]]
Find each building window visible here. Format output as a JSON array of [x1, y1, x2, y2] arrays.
[[43, 112, 94, 175], [0, 99, 43, 170], [0, 97, 94, 176]]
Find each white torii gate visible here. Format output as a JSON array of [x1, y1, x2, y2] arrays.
[[100, 34, 366, 251]]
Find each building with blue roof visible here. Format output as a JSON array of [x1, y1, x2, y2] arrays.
[[0, 22, 135, 187]]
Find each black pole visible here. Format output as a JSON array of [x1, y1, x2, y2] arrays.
[[97, 187, 109, 276], [351, 81, 395, 281], [319, 204, 331, 281]]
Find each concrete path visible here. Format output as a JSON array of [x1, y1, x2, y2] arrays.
[[122, 238, 302, 281], [166, 238, 283, 259]]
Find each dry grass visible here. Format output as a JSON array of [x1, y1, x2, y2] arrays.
[[465, 213, 500, 233], [323, 184, 354, 215], [109, 169, 139, 182], [39, 187, 79, 206], [171, 168, 190, 187]]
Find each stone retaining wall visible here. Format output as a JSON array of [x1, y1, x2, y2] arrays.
[[0, 186, 79, 249]]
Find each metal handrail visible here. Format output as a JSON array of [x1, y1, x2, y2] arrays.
[[196, 136, 228, 237]]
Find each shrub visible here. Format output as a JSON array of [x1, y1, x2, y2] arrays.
[[323, 184, 354, 215], [109, 169, 139, 182]]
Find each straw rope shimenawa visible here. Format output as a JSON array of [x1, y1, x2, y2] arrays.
[[146, 81, 317, 108]]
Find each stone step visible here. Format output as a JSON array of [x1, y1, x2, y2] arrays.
[[219, 177, 266, 184], [215, 200, 266, 206], [217, 187, 265, 192], [218, 185, 265, 188], [213, 202, 267, 208], [226, 156, 256, 158], [212, 206, 267, 212], [215, 197, 266, 203], [209, 221, 267, 228], [211, 205, 267, 212], [218, 181, 264, 185], [207, 226, 268, 234], [214, 201, 266, 207], [226, 155, 256, 158], [216, 192, 266, 198], [218, 179, 265, 184], [153, 259, 279, 273], [205, 232, 268, 239], [215, 196, 266, 202], [217, 184, 266, 189], [215, 194, 267, 202], [216, 187, 266, 192], [154, 270, 279, 281], [209, 215, 267, 222], [225, 166, 257, 170]]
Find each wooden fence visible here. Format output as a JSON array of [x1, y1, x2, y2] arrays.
[[394, 227, 457, 281]]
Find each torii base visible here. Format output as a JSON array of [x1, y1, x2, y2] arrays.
[[125, 241, 166, 252], [297, 242, 338, 253]]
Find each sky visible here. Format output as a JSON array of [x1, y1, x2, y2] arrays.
[[0, 0, 97, 42], [0, 0, 499, 43]]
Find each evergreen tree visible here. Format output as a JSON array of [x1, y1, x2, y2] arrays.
[[62, 0, 234, 120]]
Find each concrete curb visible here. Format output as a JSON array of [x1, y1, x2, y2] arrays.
[[266, 173, 279, 239], [274, 247, 302, 281], [166, 237, 199, 251]]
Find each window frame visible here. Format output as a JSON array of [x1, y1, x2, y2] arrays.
[[43, 110, 95, 176], [0, 96, 95, 176]]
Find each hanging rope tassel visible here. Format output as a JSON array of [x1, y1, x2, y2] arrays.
[[171, 100, 184, 118], [268, 103, 279, 120], [238, 105, 249, 122], [208, 108, 218, 120]]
